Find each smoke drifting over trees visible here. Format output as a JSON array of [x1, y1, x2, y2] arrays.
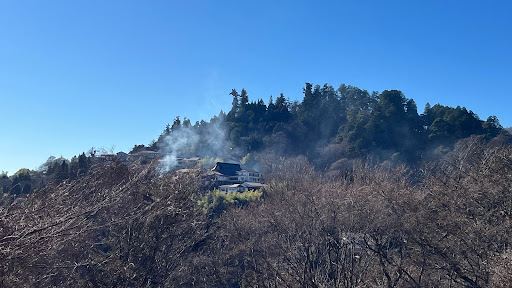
[[155, 116, 230, 173], [146, 83, 508, 171]]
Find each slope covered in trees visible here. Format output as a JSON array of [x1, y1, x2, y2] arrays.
[[2, 82, 509, 204], [1, 82, 511, 287], [143, 83, 508, 170], [3, 82, 508, 196], [2, 138, 512, 287]]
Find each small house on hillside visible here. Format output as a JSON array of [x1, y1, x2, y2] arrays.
[[219, 182, 267, 193], [219, 183, 246, 193], [212, 162, 242, 176], [211, 162, 263, 186], [237, 169, 262, 183]]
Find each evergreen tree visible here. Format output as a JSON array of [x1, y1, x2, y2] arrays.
[[183, 117, 192, 128], [423, 102, 431, 114], [164, 123, 171, 136], [171, 116, 182, 132], [240, 89, 249, 109], [302, 83, 313, 108], [69, 156, 79, 179], [275, 93, 287, 108], [229, 89, 240, 117], [483, 115, 503, 139], [56, 161, 69, 183], [78, 153, 89, 176]]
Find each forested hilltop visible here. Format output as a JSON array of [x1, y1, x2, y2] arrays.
[[1, 83, 512, 287], [141, 82, 508, 167], [2, 82, 509, 194]]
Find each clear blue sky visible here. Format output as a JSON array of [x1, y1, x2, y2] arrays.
[[1, 0, 511, 175]]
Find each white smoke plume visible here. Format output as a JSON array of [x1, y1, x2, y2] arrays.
[[157, 117, 230, 174]]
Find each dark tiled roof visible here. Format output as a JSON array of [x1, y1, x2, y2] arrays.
[[212, 162, 241, 176]]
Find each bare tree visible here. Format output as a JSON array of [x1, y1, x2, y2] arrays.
[[0, 162, 207, 287]]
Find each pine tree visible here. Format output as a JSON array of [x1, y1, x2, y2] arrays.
[[240, 89, 249, 108], [56, 161, 69, 183], [78, 153, 89, 176], [229, 89, 240, 116], [171, 116, 182, 132], [183, 117, 192, 128]]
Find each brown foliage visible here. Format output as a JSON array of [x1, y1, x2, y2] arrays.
[[0, 162, 207, 287], [198, 140, 512, 287], [2, 139, 512, 287]]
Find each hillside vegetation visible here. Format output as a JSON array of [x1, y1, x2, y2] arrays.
[[147, 83, 507, 165], [1, 138, 512, 287], [1, 83, 512, 287], [2, 83, 509, 196]]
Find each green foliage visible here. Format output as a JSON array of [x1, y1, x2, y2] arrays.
[[240, 153, 257, 168], [55, 161, 69, 183], [170, 116, 181, 131], [10, 168, 32, 195], [483, 115, 503, 139], [198, 189, 263, 216], [13, 168, 31, 182], [425, 104, 484, 141], [151, 82, 504, 167], [77, 152, 89, 176], [0, 172, 10, 194], [229, 88, 240, 118]]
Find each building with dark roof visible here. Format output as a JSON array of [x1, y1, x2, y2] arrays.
[[211, 162, 263, 186], [211, 162, 242, 176]]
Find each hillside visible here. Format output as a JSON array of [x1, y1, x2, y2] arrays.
[[140, 83, 509, 169], [2, 83, 512, 287], [3, 82, 508, 193], [1, 138, 512, 287]]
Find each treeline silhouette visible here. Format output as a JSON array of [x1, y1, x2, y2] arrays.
[[143, 83, 508, 168]]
